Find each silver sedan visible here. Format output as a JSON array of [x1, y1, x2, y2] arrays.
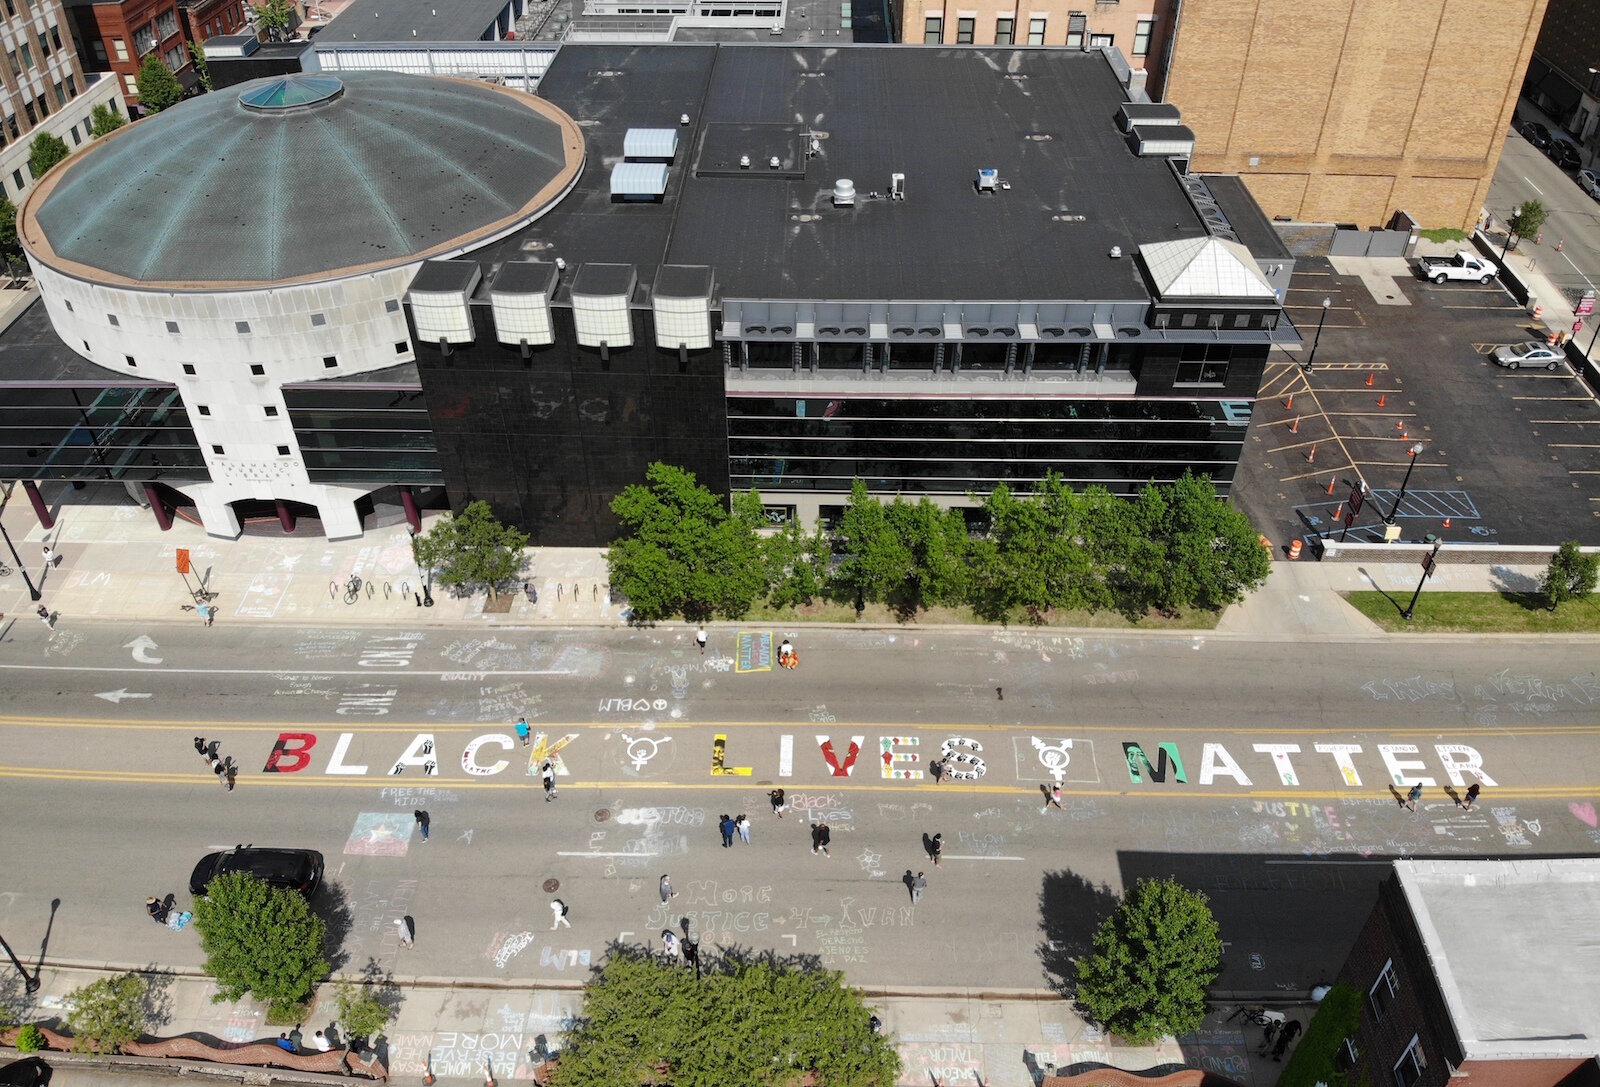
[[1491, 341, 1565, 371]]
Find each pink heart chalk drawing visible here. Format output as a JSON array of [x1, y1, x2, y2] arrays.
[[1570, 802, 1598, 828]]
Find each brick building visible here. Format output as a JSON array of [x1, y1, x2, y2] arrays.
[[64, 0, 225, 112], [1164, 0, 1551, 232], [1522, 0, 1600, 164], [894, 0, 1176, 97], [1335, 859, 1600, 1087]]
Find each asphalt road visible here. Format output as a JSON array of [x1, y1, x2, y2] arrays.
[[2, 621, 1599, 998], [1490, 126, 1600, 303]]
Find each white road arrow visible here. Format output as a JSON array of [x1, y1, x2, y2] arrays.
[[96, 689, 153, 703], [124, 636, 163, 665]]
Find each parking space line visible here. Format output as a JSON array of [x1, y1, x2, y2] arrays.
[[1530, 419, 1600, 424], [1549, 444, 1600, 449], [1513, 396, 1599, 401]]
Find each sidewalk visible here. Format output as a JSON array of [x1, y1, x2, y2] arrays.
[[7, 963, 1302, 1087], [0, 494, 1564, 639]]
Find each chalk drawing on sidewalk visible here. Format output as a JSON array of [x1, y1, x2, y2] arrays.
[[345, 812, 414, 856], [488, 930, 539, 970], [619, 731, 674, 773], [1021, 736, 1101, 784], [236, 570, 292, 619], [736, 630, 772, 672]]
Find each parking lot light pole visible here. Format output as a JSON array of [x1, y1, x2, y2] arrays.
[[0, 930, 40, 993], [1385, 442, 1426, 525], [1303, 297, 1331, 374], [1501, 205, 1522, 262], [1403, 539, 1443, 622]]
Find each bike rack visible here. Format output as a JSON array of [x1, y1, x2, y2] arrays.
[[383, 581, 392, 600], [328, 581, 339, 601], [366, 581, 376, 600]]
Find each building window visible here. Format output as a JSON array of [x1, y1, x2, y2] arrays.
[[111, 38, 128, 62], [62, 298, 72, 312], [994, 16, 1013, 43], [1027, 17, 1046, 43], [385, 299, 400, 312], [265, 405, 279, 417], [923, 15, 942, 42], [395, 341, 409, 354], [249, 364, 265, 375], [125, 355, 136, 367], [35, 95, 48, 119], [65, 74, 75, 98], [50, 25, 62, 52], [1089, 32, 1112, 47], [197, 405, 210, 415], [166, 320, 180, 333], [8, 52, 20, 79], [39, 31, 49, 58], [322, 355, 338, 368], [53, 82, 65, 107], [69, 125, 80, 146], [235, 321, 251, 333], [1133, 17, 1153, 55], [276, 445, 291, 456], [92, 40, 106, 63], [211, 444, 224, 455], [18, 43, 30, 69], [182, 363, 196, 374], [956, 16, 973, 41], [10, 168, 22, 191], [107, 313, 119, 327], [1394, 1037, 1425, 1087], [164, 45, 183, 70], [123, 74, 138, 97], [2, 0, 13, 17], [1066, 11, 1084, 45], [1176, 344, 1229, 384], [155, 8, 178, 39], [1369, 959, 1399, 1020], [310, 312, 326, 327]]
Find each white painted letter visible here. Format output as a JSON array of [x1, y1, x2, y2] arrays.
[[462, 734, 513, 777], [389, 733, 439, 776], [1378, 744, 1434, 787], [1315, 743, 1364, 787], [1253, 744, 1302, 787], [326, 732, 369, 776], [1198, 742, 1252, 786], [880, 735, 922, 780], [1434, 744, 1498, 787]]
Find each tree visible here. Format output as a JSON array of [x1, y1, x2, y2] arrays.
[[334, 981, 392, 1047], [27, 132, 70, 181], [1540, 540, 1598, 611], [0, 196, 22, 271], [607, 463, 767, 620], [763, 517, 830, 611], [553, 954, 899, 1087], [1075, 877, 1222, 1044], [412, 500, 529, 601], [65, 973, 147, 1054], [189, 41, 213, 93], [89, 103, 126, 137], [834, 480, 912, 609], [253, 0, 296, 41], [885, 497, 971, 609], [137, 55, 184, 114], [192, 872, 329, 1019], [1508, 200, 1547, 250]]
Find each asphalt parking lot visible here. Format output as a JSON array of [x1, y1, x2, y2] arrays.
[[1231, 256, 1600, 548]]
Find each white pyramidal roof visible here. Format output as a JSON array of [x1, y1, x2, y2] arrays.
[[1139, 236, 1277, 299]]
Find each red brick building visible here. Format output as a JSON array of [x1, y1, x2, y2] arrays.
[[1336, 859, 1600, 1087], [64, 0, 242, 112]]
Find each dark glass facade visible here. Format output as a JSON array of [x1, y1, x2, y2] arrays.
[[283, 385, 444, 486], [727, 395, 1252, 495], [409, 303, 728, 546], [0, 384, 206, 481]]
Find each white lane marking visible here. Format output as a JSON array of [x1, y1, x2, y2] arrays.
[[557, 851, 659, 858], [779, 734, 793, 777]]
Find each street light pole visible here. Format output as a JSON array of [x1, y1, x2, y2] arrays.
[[1402, 540, 1443, 622], [0, 930, 40, 993], [1501, 205, 1522, 263], [0, 511, 42, 602], [1303, 297, 1331, 374], [1385, 442, 1426, 525]]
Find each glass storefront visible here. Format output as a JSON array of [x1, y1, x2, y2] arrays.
[[0, 384, 206, 480], [283, 386, 444, 485]]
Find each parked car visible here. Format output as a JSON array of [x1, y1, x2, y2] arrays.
[[189, 845, 324, 898], [1579, 169, 1600, 199], [1416, 250, 1497, 284], [1547, 138, 1582, 171], [1518, 119, 1553, 151], [1491, 341, 1565, 371]]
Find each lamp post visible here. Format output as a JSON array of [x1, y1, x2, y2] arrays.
[[0, 929, 40, 993], [1501, 205, 1522, 262], [1402, 539, 1443, 622], [1385, 442, 1426, 525], [1303, 297, 1331, 374], [0, 511, 42, 602]]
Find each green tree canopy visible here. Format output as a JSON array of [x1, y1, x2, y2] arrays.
[[607, 462, 767, 620], [1128, 471, 1271, 615], [89, 103, 127, 137], [1540, 540, 1598, 611], [189, 41, 213, 93], [254, 0, 296, 41], [834, 480, 912, 608], [27, 132, 70, 181], [553, 954, 899, 1087], [1509, 200, 1547, 247], [1075, 877, 1222, 1043], [137, 55, 184, 114], [413, 499, 529, 600], [335, 980, 393, 1046], [66, 972, 148, 1054], [0, 196, 21, 268], [762, 518, 830, 611], [192, 872, 329, 1019]]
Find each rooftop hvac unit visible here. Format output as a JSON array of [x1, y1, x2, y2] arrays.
[[976, 168, 998, 192], [832, 178, 856, 206]]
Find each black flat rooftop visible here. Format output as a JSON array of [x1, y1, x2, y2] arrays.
[[0, 296, 167, 385], [485, 43, 1211, 304], [320, 0, 507, 42]]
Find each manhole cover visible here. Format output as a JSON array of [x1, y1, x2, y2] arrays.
[[543, 878, 560, 893], [595, 808, 610, 822]]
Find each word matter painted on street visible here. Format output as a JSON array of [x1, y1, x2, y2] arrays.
[[1120, 740, 1497, 788]]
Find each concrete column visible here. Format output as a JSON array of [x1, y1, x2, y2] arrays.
[[142, 483, 173, 532], [275, 499, 296, 533], [401, 487, 421, 533], [192, 492, 242, 539], [21, 480, 53, 529]]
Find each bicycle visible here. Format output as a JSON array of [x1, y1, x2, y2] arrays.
[[343, 574, 363, 605], [0, 560, 10, 576], [1227, 1006, 1286, 1028]]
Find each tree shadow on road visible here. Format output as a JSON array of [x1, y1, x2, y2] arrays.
[[136, 966, 177, 1032], [316, 881, 355, 972], [1037, 869, 1120, 997]]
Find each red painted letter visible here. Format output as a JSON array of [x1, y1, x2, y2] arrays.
[[264, 732, 317, 773], [817, 735, 864, 777]]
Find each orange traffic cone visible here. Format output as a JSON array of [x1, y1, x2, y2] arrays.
[[1534, 303, 1544, 320], [1366, 373, 1375, 387], [1307, 443, 1317, 463], [1290, 416, 1300, 433], [1285, 393, 1294, 410], [1442, 516, 1451, 529], [1396, 420, 1406, 431], [1378, 393, 1386, 407], [1326, 476, 1336, 495], [424, 1055, 436, 1087]]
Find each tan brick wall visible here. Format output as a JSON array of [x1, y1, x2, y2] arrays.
[[1167, 0, 1550, 231]]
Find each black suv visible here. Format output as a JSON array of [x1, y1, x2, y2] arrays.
[[1518, 118, 1552, 151], [1547, 138, 1582, 171], [189, 845, 324, 898]]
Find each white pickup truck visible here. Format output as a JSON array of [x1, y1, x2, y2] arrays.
[[1416, 251, 1498, 284]]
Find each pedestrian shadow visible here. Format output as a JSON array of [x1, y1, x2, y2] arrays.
[[316, 881, 356, 971], [1443, 785, 1461, 806], [1037, 869, 1120, 997], [137, 966, 177, 1031], [1386, 783, 1405, 807]]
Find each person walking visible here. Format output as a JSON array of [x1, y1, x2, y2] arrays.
[[541, 761, 558, 801], [36, 604, 51, 627], [659, 874, 677, 904], [695, 626, 707, 654], [1257, 1020, 1280, 1056], [930, 758, 944, 784], [769, 788, 786, 817], [194, 736, 208, 758], [224, 763, 237, 791], [1047, 784, 1063, 810], [735, 813, 751, 844], [550, 898, 570, 929], [927, 832, 943, 869], [515, 717, 530, 747], [1271, 1019, 1302, 1061], [1403, 782, 1422, 812], [910, 871, 927, 904], [719, 813, 736, 848], [813, 821, 831, 857], [1462, 783, 1481, 811], [415, 810, 430, 843], [394, 916, 415, 949], [214, 760, 231, 791], [146, 896, 169, 924], [661, 930, 679, 962], [41, 544, 53, 569]]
